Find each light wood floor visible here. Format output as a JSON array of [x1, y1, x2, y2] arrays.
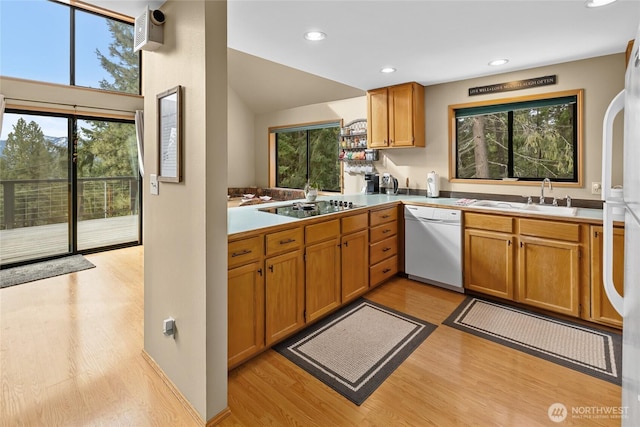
[[1, 247, 622, 426]]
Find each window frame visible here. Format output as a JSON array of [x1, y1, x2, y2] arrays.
[[268, 120, 343, 192], [448, 89, 584, 187]]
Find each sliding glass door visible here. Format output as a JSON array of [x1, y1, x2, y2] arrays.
[[76, 118, 140, 251], [0, 112, 71, 264], [0, 111, 140, 266]]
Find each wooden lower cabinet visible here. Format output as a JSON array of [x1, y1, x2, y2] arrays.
[[464, 228, 514, 300], [464, 212, 587, 319], [228, 261, 264, 368], [341, 229, 369, 302], [590, 226, 624, 328], [305, 238, 341, 322], [464, 212, 515, 299], [517, 236, 580, 317], [265, 250, 305, 346]]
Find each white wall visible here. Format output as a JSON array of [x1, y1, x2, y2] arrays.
[[143, 0, 227, 422], [228, 85, 256, 186], [245, 53, 625, 200]]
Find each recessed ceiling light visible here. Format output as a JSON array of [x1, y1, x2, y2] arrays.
[[488, 58, 509, 66], [585, 0, 617, 7], [304, 31, 326, 41], [380, 67, 396, 73]]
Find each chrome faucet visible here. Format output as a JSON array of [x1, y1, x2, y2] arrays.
[[540, 178, 552, 204]]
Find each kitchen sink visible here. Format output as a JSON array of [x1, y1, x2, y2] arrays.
[[469, 200, 577, 217], [470, 200, 527, 210], [520, 204, 578, 216]]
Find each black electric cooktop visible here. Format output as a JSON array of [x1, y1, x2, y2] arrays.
[[259, 200, 361, 219]]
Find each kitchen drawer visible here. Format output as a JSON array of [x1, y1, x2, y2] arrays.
[[341, 212, 368, 234], [306, 220, 340, 245], [370, 255, 398, 287], [228, 236, 263, 269], [265, 227, 303, 256], [370, 221, 397, 243], [369, 235, 398, 265], [464, 212, 514, 233], [370, 206, 398, 227], [519, 218, 580, 242]]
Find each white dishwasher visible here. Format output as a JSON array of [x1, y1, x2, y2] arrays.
[[404, 205, 463, 292]]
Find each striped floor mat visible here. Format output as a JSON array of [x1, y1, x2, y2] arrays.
[[443, 297, 622, 385]]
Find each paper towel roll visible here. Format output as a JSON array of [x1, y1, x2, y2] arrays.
[[427, 171, 439, 198]]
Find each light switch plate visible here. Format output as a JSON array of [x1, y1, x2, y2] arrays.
[[150, 174, 159, 195]]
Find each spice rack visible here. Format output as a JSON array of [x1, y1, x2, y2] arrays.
[[338, 118, 378, 167]]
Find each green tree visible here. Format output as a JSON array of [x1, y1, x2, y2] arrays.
[[95, 20, 139, 94], [0, 118, 56, 180], [79, 18, 139, 180]]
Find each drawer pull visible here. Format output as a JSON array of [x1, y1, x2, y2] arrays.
[[382, 247, 392, 252], [382, 268, 391, 274], [382, 229, 391, 234], [231, 249, 252, 257], [382, 214, 390, 219], [279, 238, 296, 245]]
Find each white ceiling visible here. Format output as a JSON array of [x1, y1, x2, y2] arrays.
[[87, 0, 640, 113]]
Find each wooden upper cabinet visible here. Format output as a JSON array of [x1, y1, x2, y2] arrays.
[[367, 87, 389, 148], [626, 39, 634, 68], [367, 82, 425, 149]]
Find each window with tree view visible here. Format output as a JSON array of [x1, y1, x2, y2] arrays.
[[453, 91, 582, 182], [0, 0, 139, 94], [274, 123, 340, 192]]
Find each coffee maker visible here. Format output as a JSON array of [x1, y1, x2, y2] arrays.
[[364, 173, 379, 194]]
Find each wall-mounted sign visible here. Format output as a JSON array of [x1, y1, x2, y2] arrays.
[[469, 75, 557, 96]]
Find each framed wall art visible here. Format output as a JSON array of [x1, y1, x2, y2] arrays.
[[157, 85, 182, 182]]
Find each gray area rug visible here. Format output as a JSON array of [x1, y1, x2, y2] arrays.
[[1, 255, 95, 288], [274, 298, 437, 405], [443, 297, 622, 385]]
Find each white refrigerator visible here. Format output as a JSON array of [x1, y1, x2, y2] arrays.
[[602, 24, 640, 426]]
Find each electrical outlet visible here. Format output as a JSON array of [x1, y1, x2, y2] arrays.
[[591, 182, 602, 195]]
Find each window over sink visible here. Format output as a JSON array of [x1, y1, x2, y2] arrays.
[[449, 89, 583, 186]]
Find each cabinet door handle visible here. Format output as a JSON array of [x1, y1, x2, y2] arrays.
[[268, 265, 274, 273], [231, 249, 251, 257], [520, 241, 524, 248], [279, 238, 295, 245], [508, 240, 511, 246], [257, 268, 263, 276], [382, 268, 391, 273], [344, 241, 349, 247], [382, 247, 391, 252]]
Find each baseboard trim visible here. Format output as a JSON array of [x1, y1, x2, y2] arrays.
[[206, 408, 231, 426], [141, 349, 209, 426]]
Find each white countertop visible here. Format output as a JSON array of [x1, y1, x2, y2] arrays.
[[227, 193, 604, 236]]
